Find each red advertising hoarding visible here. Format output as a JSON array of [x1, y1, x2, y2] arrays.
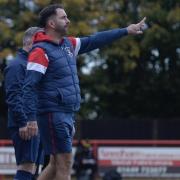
[[98, 147, 180, 177]]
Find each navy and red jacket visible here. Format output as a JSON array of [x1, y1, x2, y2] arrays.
[[4, 49, 28, 128], [23, 28, 128, 121]]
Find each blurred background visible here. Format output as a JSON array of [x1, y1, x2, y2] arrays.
[[0, 0, 179, 179]]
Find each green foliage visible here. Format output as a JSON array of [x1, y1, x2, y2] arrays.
[[77, 0, 180, 120]]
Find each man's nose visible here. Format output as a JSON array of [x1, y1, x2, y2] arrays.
[[66, 18, 70, 24]]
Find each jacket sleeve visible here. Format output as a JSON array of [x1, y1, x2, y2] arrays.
[[23, 48, 49, 121], [78, 28, 128, 54], [4, 64, 27, 128], [23, 71, 43, 121]]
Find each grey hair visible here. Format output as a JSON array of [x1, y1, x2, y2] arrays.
[[22, 27, 43, 46]]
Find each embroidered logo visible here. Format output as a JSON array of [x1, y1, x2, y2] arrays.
[[62, 46, 73, 57]]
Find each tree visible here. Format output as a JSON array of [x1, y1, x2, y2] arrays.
[[76, 0, 180, 120]]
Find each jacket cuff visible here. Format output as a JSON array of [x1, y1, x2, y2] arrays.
[[120, 28, 128, 36], [27, 113, 36, 121], [18, 121, 27, 128]]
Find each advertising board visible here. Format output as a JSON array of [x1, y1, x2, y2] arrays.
[[98, 147, 180, 177], [0, 147, 16, 174]]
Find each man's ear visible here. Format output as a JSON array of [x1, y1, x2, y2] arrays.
[[48, 19, 56, 29]]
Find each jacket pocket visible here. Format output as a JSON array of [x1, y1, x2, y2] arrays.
[[39, 91, 58, 104]]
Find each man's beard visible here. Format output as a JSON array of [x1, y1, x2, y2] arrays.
[[55, 26, 67, 36]]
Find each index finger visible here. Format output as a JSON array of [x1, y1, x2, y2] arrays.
[[139, 17, 146, 25]]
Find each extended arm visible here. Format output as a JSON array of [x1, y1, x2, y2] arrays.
[[74, 17, 146, 55], [78, 28, 128, 54]]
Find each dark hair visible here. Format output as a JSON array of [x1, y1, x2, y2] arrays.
[[39, 4, 64, 27]]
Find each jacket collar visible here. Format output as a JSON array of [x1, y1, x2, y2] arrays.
[[33, 31, 64, 45], [18, 48, 28, 59]]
